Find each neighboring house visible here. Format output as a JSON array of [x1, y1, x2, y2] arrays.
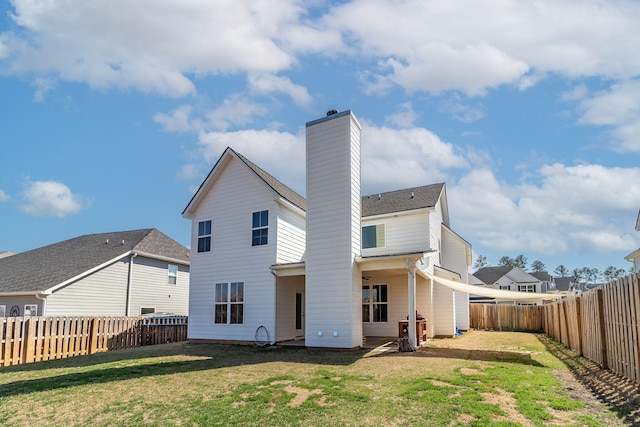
[[473, 266, 552, 299], [0, 229, 190, 318], [530, 271, 555, 291], [553, 276, 578, 294], [625, 209, 640, 273], [183, 110, 473, 349]]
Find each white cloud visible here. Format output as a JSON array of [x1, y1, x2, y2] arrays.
[[449, 164, 640, 256], [248, 74, 313, 107], [205, 95, 270, 131], [360, 123, 470, 192], [20, 180, 87, 218], [576, 80, 640, 152], [385, 102, 418, 128], [153, 105, 201, 133], [0, 189, 9, 202], [438, 95, 484, 123], [323, 0, 640, 95], [4, 0, 302, 97]]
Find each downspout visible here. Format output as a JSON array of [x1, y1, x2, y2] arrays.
[[125, 252, 137, 316], [35, 292, 47, 316]]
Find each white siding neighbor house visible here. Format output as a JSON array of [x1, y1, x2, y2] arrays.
[[183, 110, 473, 349], [625, 209, 640, 273], [0, 229, 190, 317]]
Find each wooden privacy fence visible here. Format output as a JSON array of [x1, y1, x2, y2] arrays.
[[0, 315, 188, 368], [469, 303, 544, 332], [543, 272, 640, 384]]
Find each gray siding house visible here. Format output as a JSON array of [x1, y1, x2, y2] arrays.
[[0, 229, 190, 317]]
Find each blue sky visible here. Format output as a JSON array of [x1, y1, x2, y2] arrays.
[[1, 0, 639, 276]]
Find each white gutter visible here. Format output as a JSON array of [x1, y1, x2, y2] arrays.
[[35, 292, 47, 316], [362, 207, 433, 221], [133, 250, 190, 266]]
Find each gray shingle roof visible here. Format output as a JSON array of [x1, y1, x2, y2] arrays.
[[188, 148, 446, 222], [554, 277, 575, 291], [530, 271, 553, 282], [0, 229, 189, 294], [233, 149, 306, 211], [362, 183, 444, 217], [473, 266, 513, 284]]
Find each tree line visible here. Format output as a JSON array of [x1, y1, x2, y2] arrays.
[[472, 254, 631, 284]]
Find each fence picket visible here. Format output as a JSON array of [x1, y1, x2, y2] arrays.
[[0, 315, 187, 367]]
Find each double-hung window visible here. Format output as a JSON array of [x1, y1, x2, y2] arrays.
[[198, 220, 212, 252], [362, 284, 388, 322], [518, 284, 536, 293], [24, 304, 37, 317], [215, 281, 244, 324], [362, 224, 385, 249], [252, 210, 268, 246], [168, 264, 178, 285]]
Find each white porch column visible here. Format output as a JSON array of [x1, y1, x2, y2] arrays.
[[407, 258, 417, 350]]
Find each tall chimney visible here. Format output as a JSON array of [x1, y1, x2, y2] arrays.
[[305, 110, 362, 348]]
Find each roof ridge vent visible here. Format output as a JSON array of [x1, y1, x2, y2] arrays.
[[105, 239, 109, 244], [411, 191, 414, 198], [326, 109, 338, 116], [378, 194, 381, 200]]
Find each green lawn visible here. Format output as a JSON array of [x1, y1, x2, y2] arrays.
[[0, 331, 624, 426]]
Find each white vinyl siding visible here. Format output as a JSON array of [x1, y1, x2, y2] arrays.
[[187, 157, 278, 342], [361, 213, 429, 256], [129, 257, 189, 316], [305, 112, 362, 348], [441, 226, 471, 331], [46, 259, 130, 316], [275, 205, 306, 264], [432, 280, 456, 337]]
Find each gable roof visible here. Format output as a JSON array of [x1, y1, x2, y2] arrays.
[[636, 209, 640, 232], [184, 148, 449, 223], [233, 150, 306, 211], [183, 147, 306, 218], [472, 266, 513, 284], [0, 229, 189, 294], [554, 277, 575, 292], [362, 183, 445, 218], [530, 271, 553, 282]]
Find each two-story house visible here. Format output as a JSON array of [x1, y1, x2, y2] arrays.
[[182, 110, 473, 349], [625, 209, 640, 273]]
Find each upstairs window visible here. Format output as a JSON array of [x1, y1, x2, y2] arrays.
[[168, 264, 178, 285], [252, 210, 269, 246], [197, 220, 212, 252], [362, 224, 385, 249], [215, 281, 244, 324]]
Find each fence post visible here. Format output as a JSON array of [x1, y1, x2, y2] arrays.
[[596, 288, 608, 369], [575, 296, 582, 356], [88, 317, 99, 355], [22, 317, 36, 364]]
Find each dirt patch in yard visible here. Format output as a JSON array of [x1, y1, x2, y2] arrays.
[[539, 334, 640, 426]]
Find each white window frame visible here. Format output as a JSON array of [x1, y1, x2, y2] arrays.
[[140, 307, 156, 315], [518, 284, 536, 293], [215, 281, 244, 324], [0, 305, 5, 317], [499, 285, 510, 290], [197, 220, 212, 253], [251, 210, 269, 247], [24, 304, 38, 317], [362, 224, 385, 249], [168, 264, 178, 285], [362, 284, 388, 322]]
